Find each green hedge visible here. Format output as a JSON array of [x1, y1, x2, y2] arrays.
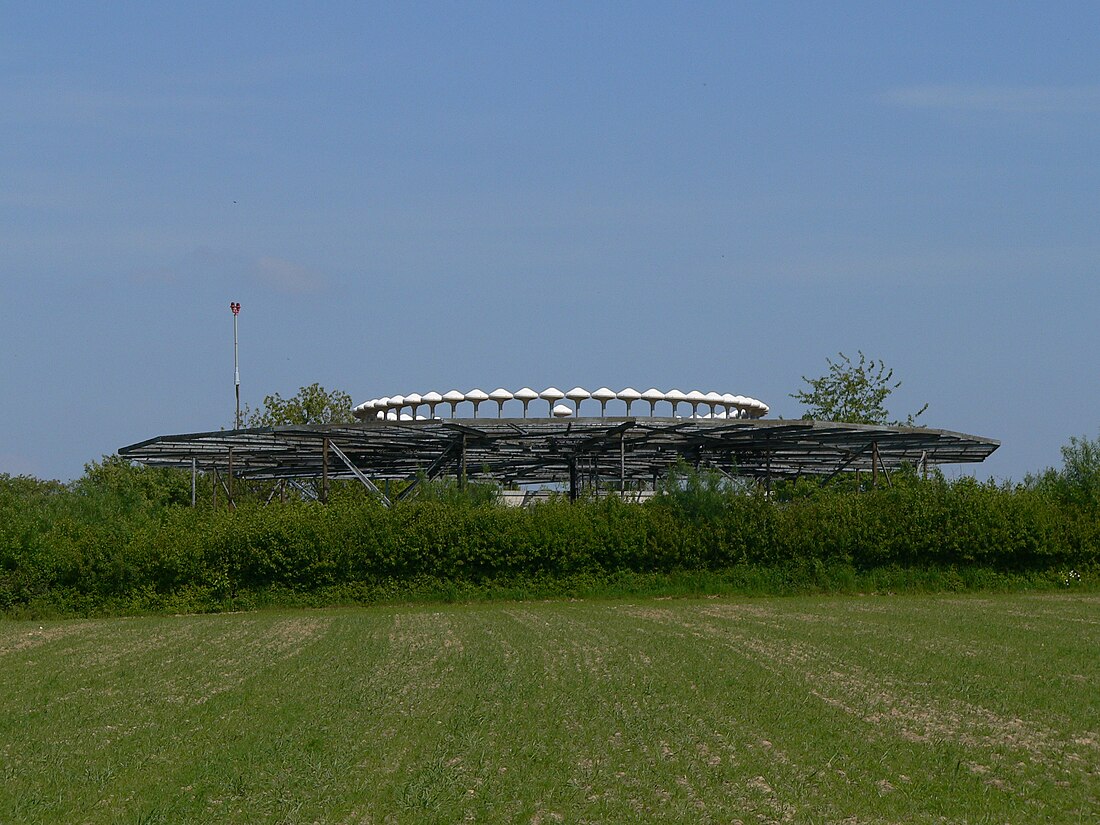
[[1, 470, 1097, 616]]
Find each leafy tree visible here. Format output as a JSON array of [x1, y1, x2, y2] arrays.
[[76, 454, 193, 510], [245, 383, 354, 427], [239, 383, 356, 503], [1059, 432, 1100, 503], [1027, 431, 1100, 509], [791, 351, 927, 426]]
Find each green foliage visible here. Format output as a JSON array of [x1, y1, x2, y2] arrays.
[[654, 461, 757, 521], [1027, 430, 1100, 510], [2, 460, 1098, 617], [410, 475, 501, 507], [75, 454, 193, 511], [244, 382, 354, 427], [792, 351, 928, 425]]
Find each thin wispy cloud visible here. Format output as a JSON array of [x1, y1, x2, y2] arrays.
[[883, 84, 1100, 114], [129, 249, 326, 294], [0, 74, 238, 126], [757, 243, 1100, 285], [251, 257, 326, 294]]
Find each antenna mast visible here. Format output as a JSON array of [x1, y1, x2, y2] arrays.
[[231, 302, 241, 428]]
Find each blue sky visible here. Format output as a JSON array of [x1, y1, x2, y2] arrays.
[[2, 2, 1098, 481]]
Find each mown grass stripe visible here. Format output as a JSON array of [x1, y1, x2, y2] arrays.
[[0, 594, 1096, 823]]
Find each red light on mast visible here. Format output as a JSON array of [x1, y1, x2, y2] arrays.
[[230, 302, 241, 315]]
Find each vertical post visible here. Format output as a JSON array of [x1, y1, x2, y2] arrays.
[[212, 464, 218, 507], [191, 457, 197, 507], [459, 434, 467, 489], [871, 441, 879, 489], [920, 450, 928, 480], [619, 431, 626, 492], [322, 438, 330, 504], [568, 457, 578, 502], [227, 448, 235, 509], [231, 302, 241, 429], [765, 451, 773, 496]]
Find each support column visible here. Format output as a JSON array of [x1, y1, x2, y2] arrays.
[[191, 457, 196, 507], [322, 437, 330, 504], [459, 434, 467, 489], [871, 441, 880, 489], [569, 457, 578, 502], [227, 448, 235, 509], [619, 431, 626, 492]]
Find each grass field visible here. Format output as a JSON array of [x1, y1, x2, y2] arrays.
[[2, 593, 1097, 824]]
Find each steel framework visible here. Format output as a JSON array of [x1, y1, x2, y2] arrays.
[[120, 417, 999, 502]]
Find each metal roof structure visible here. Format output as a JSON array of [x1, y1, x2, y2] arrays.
[[119, 417, 999, 501]]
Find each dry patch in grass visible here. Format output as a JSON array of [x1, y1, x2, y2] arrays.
[[0, 621, 97, 656]]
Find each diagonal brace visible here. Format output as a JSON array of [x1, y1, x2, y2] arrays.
[[396, 437, 464, 502], [327, 440, 393, 507]]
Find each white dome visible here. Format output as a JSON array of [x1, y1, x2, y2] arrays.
[[565, 387, 589, 415], [641, 388, 664, 416], [466, 388, 489, 418], [442, 390, 464, 417], [618, 387, 640, 415], [489, 388, 513, 417], [354, 383, 769, 423], [664, 388, 686, 416], [590, 387, 616, 416], [540, 387, 565, 417], [513, 387, 538, 418], [552, 404, 573, 417]]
